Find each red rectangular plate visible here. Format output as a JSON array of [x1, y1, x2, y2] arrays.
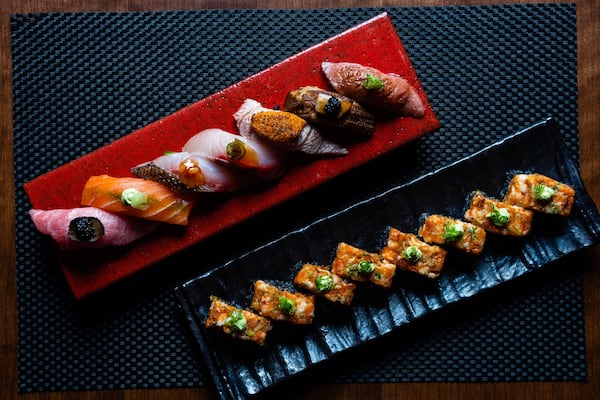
[[23, 12, 440, 299]]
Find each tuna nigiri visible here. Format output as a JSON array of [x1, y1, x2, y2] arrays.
[[131, 151, 249, 193], [233, 99, 348, 156], [29, 207, 158, 250], [182, 128, 288, 180], [81, 175, 195, 226], [321, 61, 425, 117]]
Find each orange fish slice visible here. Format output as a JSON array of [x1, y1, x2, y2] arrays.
[[81, 175, 195, 225]]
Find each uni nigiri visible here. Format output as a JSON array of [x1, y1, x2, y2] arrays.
[[80, 175, 195, 226], [321, 61, 425, 117], [29, 207, 158, 250], [131, 151, 249, 193], [182, 128, 288, 179], [233, 99, 348, 156]]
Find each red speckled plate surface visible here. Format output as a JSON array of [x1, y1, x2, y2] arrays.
[[23, 12, 440, 299]]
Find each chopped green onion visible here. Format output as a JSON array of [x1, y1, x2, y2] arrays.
[[533, 183, 555, 202], [315, 274, 334, 292], [226, 138, 247, 161], [278, 296, 295, 315], [404, 245, 423, 263], [362, 73, 385, 90], [442, 221, 464, 242], [487, 204, 510, 227], [224, 309, 247, 332], [358, 260, 375, 274], [121, 188, 150, 210]]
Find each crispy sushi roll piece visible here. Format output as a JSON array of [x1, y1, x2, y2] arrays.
[[294, 263, 356, 305], [205, 296, 272, 345], [465, 191, 534, 236], [418, 215, 486, 255], [331, 242, 396, 288], [503, 173, 575, 216], [250, 280, 315, 325], [381, 227, 448, 279]]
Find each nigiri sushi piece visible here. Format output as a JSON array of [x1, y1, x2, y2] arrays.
[[182, 128, 288, 179], [251, 110, 348, 156], [321, 61, 425, 117], [283, 86, 376, 139], [28, 207, 158, 250], [131, 151, 248, 193], [233, 99, 348, 156], [80, 175, 195, 226], [233, 98, 272, 141]]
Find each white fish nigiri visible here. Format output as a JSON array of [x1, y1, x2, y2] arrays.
[[233, 99, 347, 156], [182, 128, 287, 179], [321, 61, 425, 117], [29, 207, 158, 250], [131, 151, 250, 193]]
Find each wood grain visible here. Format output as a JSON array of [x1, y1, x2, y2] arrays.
[[2, 1, 598, 399]]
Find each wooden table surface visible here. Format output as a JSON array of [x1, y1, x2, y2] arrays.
[[1, 1, 598, 399]]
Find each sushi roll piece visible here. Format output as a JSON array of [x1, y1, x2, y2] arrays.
[[293, 263, 356, 305], [182, 128, 288, 180], [503, 173, 575, 216], [28, 207, 158, 250], [81, 175, 195, 226], [418, 215, 486, 255], [464, 191, 534, 236], [131, 151, 250, 193], [205, 296, 272, 346], [250, 280, 315, 325], [331, 242, 396, 288], [233, 98, 348, 156], [321, 61, 425, 117], [380, 227, 447, 279], [283, 86, 376, 139]]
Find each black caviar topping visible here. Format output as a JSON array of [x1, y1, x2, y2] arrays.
[[324, 96, 342, 115], [68, 216, 104, 243]]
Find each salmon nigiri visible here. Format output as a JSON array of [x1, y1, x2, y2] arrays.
[[29, 207, 158, 250], [182, 128, 288, 180], [321, 61, 425, 117], [81, 175, 195, 225]]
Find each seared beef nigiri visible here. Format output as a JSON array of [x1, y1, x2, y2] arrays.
[[321, 61, 425, 117], [283, 86, 376, 139]]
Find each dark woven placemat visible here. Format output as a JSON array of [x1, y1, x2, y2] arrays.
[[11, 4, 584, 393]]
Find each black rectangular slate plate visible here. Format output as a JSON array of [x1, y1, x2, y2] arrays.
[[174, 117, 600, 400]]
